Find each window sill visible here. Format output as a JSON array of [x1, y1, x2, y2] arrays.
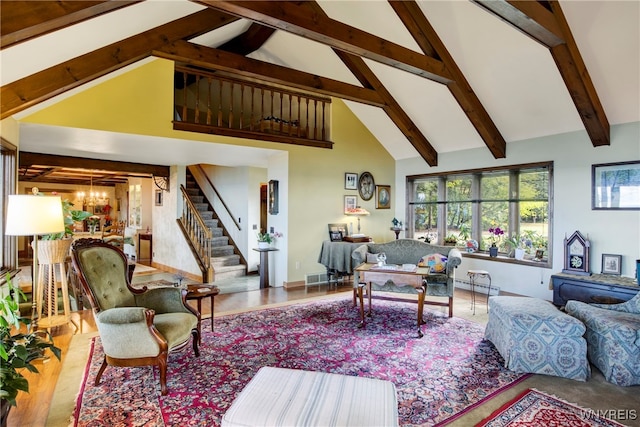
[[461, 251, 551, 268]]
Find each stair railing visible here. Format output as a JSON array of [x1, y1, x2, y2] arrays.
[[179, 184, 212, 281]]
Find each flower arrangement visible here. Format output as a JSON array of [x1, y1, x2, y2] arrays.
[[257, 231, 283, 244], [488, 226, 504, 246], [87, 216, 101, 227]]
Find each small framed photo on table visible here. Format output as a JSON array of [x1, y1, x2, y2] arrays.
[[601, 254, 622, 275]]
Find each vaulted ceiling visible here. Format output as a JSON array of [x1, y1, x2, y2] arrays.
[[1, 1, 638, 183]]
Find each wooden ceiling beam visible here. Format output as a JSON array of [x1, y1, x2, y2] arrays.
[[391, 1, 506, 159], [192, 0, 453, 84], [0, 1, 141, 49], [154, 40, 385, 107], [1, 9, 239, 120], [19, 152, 170, 177], [472, 0, 609, 147]]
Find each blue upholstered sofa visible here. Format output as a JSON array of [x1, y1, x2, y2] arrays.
[[565, 292, 640, 386], [351, 239, 462, 317]]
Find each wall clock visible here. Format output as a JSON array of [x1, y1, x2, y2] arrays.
[[562, 230, 591, 276], [358, 172, 375, 201]]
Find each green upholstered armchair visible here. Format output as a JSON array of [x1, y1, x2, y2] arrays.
[[71, 238, 199, 395]]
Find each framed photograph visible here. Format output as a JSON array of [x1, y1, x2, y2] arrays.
[[344, 195, 357, 213], [592, 160, 640, 210], [155, 190, 163, 206], [601, 254, 622, 275], [376, 185, 391, 209], [328, 223, 348, 240], [345, 172, 357, 190], [94, 201, 109, 214]]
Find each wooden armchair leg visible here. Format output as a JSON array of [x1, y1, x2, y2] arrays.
[[191, 329, 200, 357], [159, 354, 168, 396], [95, 357, 108, 385], [448, 297, 453, 318]]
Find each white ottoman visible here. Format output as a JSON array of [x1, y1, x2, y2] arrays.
[[222, 366, 399, 427]]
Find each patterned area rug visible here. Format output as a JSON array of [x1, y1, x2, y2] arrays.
[[476, 388, 628, 427], [73, 297, 528, 426]]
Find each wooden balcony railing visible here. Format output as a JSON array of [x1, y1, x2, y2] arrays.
[[173, 66, 332, 149]]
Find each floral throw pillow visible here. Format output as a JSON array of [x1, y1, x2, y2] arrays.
[[419, 253, 448, 273]]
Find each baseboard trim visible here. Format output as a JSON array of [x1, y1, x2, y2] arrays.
[[284, 280, 305, 289]]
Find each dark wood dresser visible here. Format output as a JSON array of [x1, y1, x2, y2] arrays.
[[551, 273, 639, 306]]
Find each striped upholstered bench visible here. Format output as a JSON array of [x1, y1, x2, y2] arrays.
[[222, 366, 398, 426]]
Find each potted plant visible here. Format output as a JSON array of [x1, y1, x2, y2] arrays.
[[506, 233, 526, 260], [487, 226, 504, 257], [0, 274, 61, 425], [444, 234, 458, 246], [257, 231, 282, 249]]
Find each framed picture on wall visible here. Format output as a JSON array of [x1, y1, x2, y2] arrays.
[[269, 180, 279, 215], [155, 190, 163, 206], [345, 172, 357, 190], [376, 185, 391, 209], [344, 195, 357, 213], [592, 160, 640, 210]]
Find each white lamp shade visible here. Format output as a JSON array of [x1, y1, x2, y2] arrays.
[[5, 195, 65, 236]]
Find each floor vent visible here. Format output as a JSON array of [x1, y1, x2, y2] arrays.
[[305, 272, 329, 285]]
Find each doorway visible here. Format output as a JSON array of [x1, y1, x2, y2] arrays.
[[260, 183, 268, 233]]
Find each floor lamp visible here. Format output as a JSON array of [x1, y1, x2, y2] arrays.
[[5, 193, 64, 330]]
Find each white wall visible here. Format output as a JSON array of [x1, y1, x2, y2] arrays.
[[395, 122, 640, 299]]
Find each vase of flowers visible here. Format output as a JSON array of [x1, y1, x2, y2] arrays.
[[488, 226, 504, 257], [87, 216, 100, 235]]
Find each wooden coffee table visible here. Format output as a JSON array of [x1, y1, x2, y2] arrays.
[[186, 284, 220, 338], [355, 263, 428, 337]]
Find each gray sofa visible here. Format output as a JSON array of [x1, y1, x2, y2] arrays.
[[351, 239, 462, 317]]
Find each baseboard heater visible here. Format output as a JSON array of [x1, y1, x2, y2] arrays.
[[455, 279, 501, 296]]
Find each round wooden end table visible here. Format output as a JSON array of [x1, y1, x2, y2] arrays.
[[186, 284, 220, 334]]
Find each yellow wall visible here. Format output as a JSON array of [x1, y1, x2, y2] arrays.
[[20, 58, 396, 282]]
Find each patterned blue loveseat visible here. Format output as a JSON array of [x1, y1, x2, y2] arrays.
[[565, 292, 640, 386]]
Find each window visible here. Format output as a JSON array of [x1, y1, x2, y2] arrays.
[[408, 162, 552, 265]]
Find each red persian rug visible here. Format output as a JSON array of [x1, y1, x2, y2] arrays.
[[476, 388, 628, 427], [73, 297, 528, 426]]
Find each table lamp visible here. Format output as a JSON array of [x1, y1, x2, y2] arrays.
[[5, 192, 64, 327], [346, 207, 370, 234]]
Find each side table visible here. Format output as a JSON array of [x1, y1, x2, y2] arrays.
[[253, 247, 279, 288], [467, 270, 491, 315], [186, 284, 220, 342]]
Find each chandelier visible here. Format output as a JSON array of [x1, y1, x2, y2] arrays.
[[77, 171, 107, 207]]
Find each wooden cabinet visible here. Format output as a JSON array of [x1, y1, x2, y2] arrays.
[[551, 273, 639, 306]]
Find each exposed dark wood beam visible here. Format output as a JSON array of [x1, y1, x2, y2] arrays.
[[192, 0, 453, 84], [1, 9, 239, 120], [217, 23, 276, 55], [472, 0, 609, 147], [391, 1, 506, 159], [1, 1, 141, 49], [154, 40, 385, 108], [19, 152, 170, 177]]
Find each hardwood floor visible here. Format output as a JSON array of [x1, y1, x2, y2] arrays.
[[7, 282, 357, 426]]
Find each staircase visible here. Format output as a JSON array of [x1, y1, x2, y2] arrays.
[[184, 173, 247, 282]]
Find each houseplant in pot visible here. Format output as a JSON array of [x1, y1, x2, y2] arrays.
[[0, 274, 61, 425]]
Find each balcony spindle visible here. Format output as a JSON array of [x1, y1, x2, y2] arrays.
[[228, 81, 234, 128], [206, 77, 212, 125], [194, 75, 200, 124]]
